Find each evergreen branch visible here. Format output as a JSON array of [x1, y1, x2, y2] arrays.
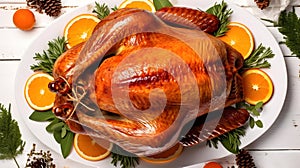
[[263, 9, 300, 76], [0, 103, 25, 168], [111, 5, 119, 12], [111, 145, 139, 168], [206, 0, 233, 37], [93, 2, 111, 19], [30, 36, 67, 75], [276, 9, 300, 58], [243, 43, 275, 69]]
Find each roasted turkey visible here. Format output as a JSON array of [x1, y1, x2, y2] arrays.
[[49, 7, 249, 156]]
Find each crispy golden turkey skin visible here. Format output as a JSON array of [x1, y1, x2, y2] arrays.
[[50, 8, 246, 156]]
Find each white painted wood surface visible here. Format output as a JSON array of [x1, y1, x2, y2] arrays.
[[0, 0, 299, 167]]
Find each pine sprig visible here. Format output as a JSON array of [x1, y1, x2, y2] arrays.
[[0, 103, 25, 168], [243, 43, 275, 69], [267, 9, 300, 58], [93, 2, 111, 19], [111, 145, 139, 168], [30, 36, 67, 75], [207, 127, 246, 154], [206, 0, 233, 37], [277, 10, 300, 57]]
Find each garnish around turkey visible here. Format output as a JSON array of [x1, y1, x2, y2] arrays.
[[25, 0, 275, 168]]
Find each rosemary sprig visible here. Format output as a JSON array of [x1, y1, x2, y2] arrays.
[[243, 43, 275, 69], [207, 127, 246, 154], [93, 2, 111, 19], [206, 0, 233, 37], [93, 2, 118, 20], [111, 145, 139, 168], [0, 103, 25, 168], [111, 5, 119, 12], [30, 36, 67, 75]]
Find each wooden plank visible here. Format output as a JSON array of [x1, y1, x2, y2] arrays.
[[0, 28, 43, 60], [0, 61, 20, 104], [0, 0, 91, 5]]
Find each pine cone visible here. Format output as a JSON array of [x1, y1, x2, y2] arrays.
[[43, 0, 62, 17], [254, 0, 270, 10], [26, 0, 62, 17], [235, 149, 256, 168], [26, 0, 45, 13]]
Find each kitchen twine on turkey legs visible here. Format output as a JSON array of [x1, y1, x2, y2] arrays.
[[70, 10, 228, 157]]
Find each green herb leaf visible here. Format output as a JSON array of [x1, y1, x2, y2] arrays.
[[111, 145, 139, 168], [153, 0, 173, 11], [0, 103, 25, 168], [60, 131, 74, 159], [29, 110, 55, 122], [53, 130, 62, 143], [239, 101, 263, 117], [30, 36, 67, 75], [243, 43, 275, 69], [207, 127, 246, 154], [46, 118, 60, 133], [61, 125, 67, 139], [93, 2, 111, 19], [238, 101, 264, 129], [47, 121, 65, 133], [249, 117, 255, 128], [206, 0, 232, 37], [255, 120, 263, 128], [255, 101, 263, 110]]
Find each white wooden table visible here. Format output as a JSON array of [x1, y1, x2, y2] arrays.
[[0, 0, 300, 167]]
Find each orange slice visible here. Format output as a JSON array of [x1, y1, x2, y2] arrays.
[[63, 14, 100, 49], [73, 134, 112, 161], [204, 161, 223, 168], [141, 143, 183, 164], [24, 72, 56, 111], [119, 0, 156, 12], [219, 22, 254, 59], [242, 69, 274, 105]]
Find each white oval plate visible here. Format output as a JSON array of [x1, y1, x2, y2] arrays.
[[15, 0, 287, 167]]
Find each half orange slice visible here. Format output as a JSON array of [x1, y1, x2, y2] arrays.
[[141, 143, 183, 164], [219, 22, 254, 59], [63, 14, 100, 49], [73, 134, 112, 161]]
